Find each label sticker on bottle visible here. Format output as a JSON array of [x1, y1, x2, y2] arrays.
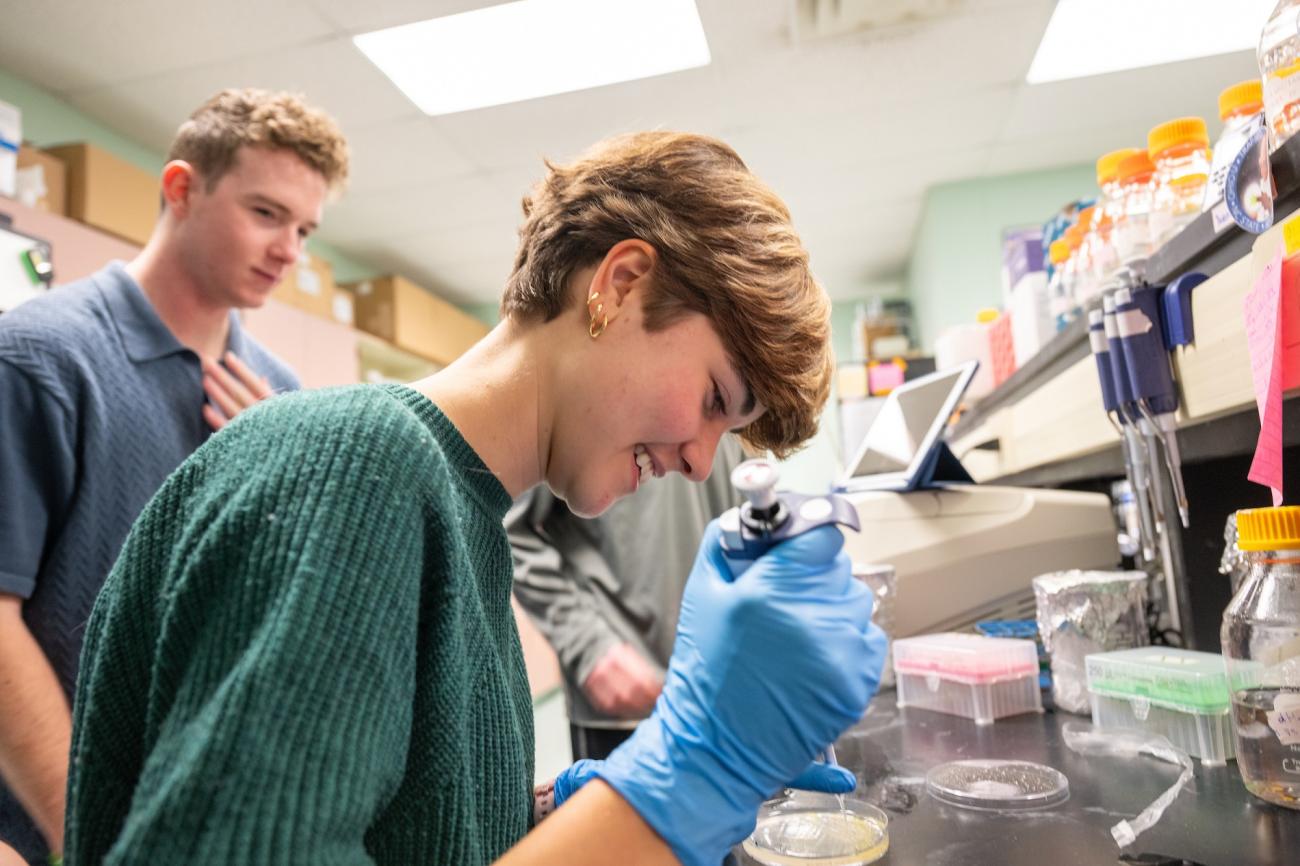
[[1268, 692, 1300, 746]]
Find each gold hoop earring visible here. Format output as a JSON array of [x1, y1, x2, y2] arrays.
[[587, 291, 607, 338]]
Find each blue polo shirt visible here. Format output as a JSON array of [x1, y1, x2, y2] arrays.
[[0, 262, 297, 862]]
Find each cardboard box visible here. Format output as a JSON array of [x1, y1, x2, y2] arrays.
[[46, 143, 158, 245], [347, 274, 489, 365], [15, 145, 66, 215], [271, 252, 336, 320], [0, 101, 20, 198]]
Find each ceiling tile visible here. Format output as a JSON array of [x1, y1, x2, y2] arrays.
[[317, 170, 521, 247], [432, 63, 732, 171], [387, 216, 520, 269], [62, 38, 422, 149], [0, 2, 336, 93], [308, 0, 493, 35], [714, 0, 1054, 124], [342, 117, 480, 194], [999, 50, 1260, 143]]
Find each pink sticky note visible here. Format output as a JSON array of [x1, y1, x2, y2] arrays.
[[1244, 249, 1285, 505]]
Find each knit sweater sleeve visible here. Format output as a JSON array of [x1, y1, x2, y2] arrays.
[[67, 395, 436, 865]]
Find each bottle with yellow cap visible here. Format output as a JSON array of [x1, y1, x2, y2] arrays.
[[1093, 148, 1139, 284], [1046, 238, 1074, 332], [1147, 117, 1211, 248], [1260, 0, 1300, 151], [1113, 150, 1157, 264], [1073, 206, 1099, 304], [1205, 80, 1265, 213], [1222, 505, 1300, 809]]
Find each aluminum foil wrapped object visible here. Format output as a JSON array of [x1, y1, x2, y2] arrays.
[[1218, 513, 1250, 595], [853, 563, 896, 688], [1032, 570, 1149, 713]]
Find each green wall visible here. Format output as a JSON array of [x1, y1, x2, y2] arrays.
[[906, 163, 1096, 350], [1, 65, 379, 285]]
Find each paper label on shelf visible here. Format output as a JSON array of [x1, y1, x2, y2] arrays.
[[1210, 201, 1234, 234], [1267, 692, 1300, 746], [331, 293, 353, 326], [1244, 248, 1285, 506], [295, 264, 322, 296]]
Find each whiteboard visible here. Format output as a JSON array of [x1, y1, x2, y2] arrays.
[[0, 223, 52, 313]]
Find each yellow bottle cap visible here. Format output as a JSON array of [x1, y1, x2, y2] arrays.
[[1117, 150, 1156, 183], [976, 308, 1000, 324], [1236, 506, 1300, 551], [1097, 148, 1140, 186], [1049, 239, 1071, 264], [1219, 79, 1263, 122], [1148, 117, 1210, 160]]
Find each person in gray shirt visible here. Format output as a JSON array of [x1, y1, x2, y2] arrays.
[[508, 435, 744, 760], [0, 88, 348, 864]]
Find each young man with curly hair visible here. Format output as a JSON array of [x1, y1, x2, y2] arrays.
[[0, 88, 349, 864]]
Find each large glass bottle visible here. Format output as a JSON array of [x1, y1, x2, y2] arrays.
[[1260, 0, 1300, 151], [1147, 117, 1211, 249], [1112, 150, 1156, 266], [1222, 506, 1300, 810], [1093, 149, 1138, 286]]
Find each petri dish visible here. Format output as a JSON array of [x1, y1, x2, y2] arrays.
[[925, 759, 1069, 811], [743, 792, 889, 866]]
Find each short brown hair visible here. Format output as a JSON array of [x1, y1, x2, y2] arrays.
[[501, 131, 831, 458], [167, 88, 349, 192]]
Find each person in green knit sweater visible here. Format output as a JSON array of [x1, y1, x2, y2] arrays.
[[64, 131, 887, 866]]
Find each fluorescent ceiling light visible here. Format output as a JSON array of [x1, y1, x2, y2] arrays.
[[1027, 0, 1275, 84], [354, 0, 711, 116]]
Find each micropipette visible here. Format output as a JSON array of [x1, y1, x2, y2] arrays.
[[1112, 286, 1190, 528], [1089, 308, 1159, 561]]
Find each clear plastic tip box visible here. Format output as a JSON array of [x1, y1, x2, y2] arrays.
[[1085, 647, 1235, 765], [893, 633, 1042, 725]]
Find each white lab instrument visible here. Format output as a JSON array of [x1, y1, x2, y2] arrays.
[[834, 359, 1120, 636], [841, 486, 1118, 636]]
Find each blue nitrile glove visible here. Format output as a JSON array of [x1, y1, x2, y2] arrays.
[[553, 756, 857, 809], [593, 520, 887, 866]]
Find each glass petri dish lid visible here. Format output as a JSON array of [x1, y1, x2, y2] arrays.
[[743, 791, 889, 866], [925, 759, 1069, 811]]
